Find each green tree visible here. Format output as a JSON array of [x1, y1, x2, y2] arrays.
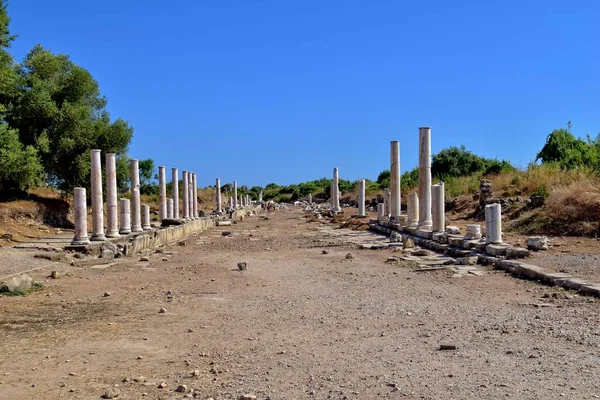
[[536, 127, 599, 170], [6, 45, 133, 192], [0, 124, 44, 196], [431, 146, 487, 179]]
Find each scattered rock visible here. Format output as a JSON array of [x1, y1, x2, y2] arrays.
[[322, 250, 329, 255], [103, 292, 111, 297], [403, 236, 415, 249], [239, 395, 257, 400], [178, 241, 187, 246], [102, 387, 120, 399], [412, 249, 430, 257], [159, 308, 167, 314], [101, 249, 115, 260], [345, 253, 354, 259], [175, 384, 187, 393], [139, 256, 150, 262], [157, 382, 167, 389], [445, 226, 461, 235], [506, 247, 531, 259], [50, 271, 60, 279], [389, 232, 402, 243], [526, 236, 550, 251], [438, 344, 457, 351], [191, 370, 200, 377], [1, 274, 33, 293], [455, 257, 477, 266], [237, 261, 248, 271], [222, 231, 233, 237]]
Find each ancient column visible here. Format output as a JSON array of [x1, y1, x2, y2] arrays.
[[358, 179, 366, 217], [130, 159, 143, 232], [229, 196, 233, 209], [407, 191, 419, 228], [158, 166, 167, 220], [172, 168, 179, 219], [485, 203, 502, 244], [431, 182, 445, 233], [216, 178, 222, 213], [71, 187, 90, 245], [259, 190, 263, 202], [331, 167, 341, 212], [192, 173, 198, 219], [188, 172, 195, 219], [119, 198, 131, 234], [90, 149, 105, 241], [377, 203, 385, 222], [246, 194, 250, 206], [383, 188, 390, 218], [308, 193, 312, 205], [390, 141, 401, 220], [167, 198, 174, 218], [418, 127, 433, 230], [105, 153, 119, 238], [182, 171, 190, 220], [142, 204, 152, 230], [233, 181, 238, 208], [239, 195, 242, 208]]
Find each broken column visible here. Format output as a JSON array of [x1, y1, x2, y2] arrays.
[[331, 167, 341, 212], [357, 179, 366, 217], [172, 168, 179, 219], [418, 127, 432, 230], [90, 149, 105, 241], [431, 182, 445, 233], [105, 153, 119, 238], [130, 159, 143, 232], [308, 193, 312, 205], [407, 191, 419, 229], [377, 203, 385, 222], [71, 187, 90, 245], [259, 190, 263, 202], [167, 198, 174, 218], [229, 197, 233, 209], [390, 141, 401, 220], [158, 166, 167, 220], [216, 178, 222, 213], [233, 181, 238, 209], [119, 198, 131, 235], [485, 203, 502, 244], [192, 173, 198, 219], [383, 188, 390, 218], [142, 204, 152, 230], [182, 171, 190, 220]]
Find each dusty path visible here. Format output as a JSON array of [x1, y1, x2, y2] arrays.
[[0, 208, 599, 400]]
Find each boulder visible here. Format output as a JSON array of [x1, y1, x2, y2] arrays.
[[1, 274, 33, 293], [526, 236, 550, 251], [445, 226, 461, 235]]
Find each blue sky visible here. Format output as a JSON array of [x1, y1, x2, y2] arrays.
[[6, 1, 600, 187]]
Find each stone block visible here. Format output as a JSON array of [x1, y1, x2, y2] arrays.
[[526, 236, 550, 251], [448, 236, 465, 247], [478, 255, 499, 266], [505, 247, 531, 259], [415, 229, 433, 239], [485, 243, 510, 257], [512, 263, 547, 280], [557, 278, 588, 291], [1, 274, 33, 293], [580, 284, 600, 297]]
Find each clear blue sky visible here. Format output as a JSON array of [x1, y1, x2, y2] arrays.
[[6, 1, 600, 187]]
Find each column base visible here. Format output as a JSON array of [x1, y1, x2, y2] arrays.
[[106, 232, 120, 239], [142, 225, 152, 231], [119, 229, 131, 235], [90, 233, 106, 241], [131, 226, 144, 233], [71, 237, 90, 246]]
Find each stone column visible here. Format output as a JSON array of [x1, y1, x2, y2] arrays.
[[188, 172, 195, 219], [119, 198, 131, 234], [158, 166, 167, 220], [216, 178, 222, 213], [431, 182, 445, 233], [192, 173, 198, 219], [182, 171, 190, 220], [357, 179, 366, 217], [259, 190, 263, 202], [377, 203, 385, 222], [229, 197, 233, 209], [172, 168, 179, 219], [233, 181, 238, 209], [129, 159, 143, 232], [246, 194, 250, 206], [167, 198, 174, 218], [390, 141, 401, 220], [71, 187, 90, 245], [485, 203, 502, 244], [407, 191, 419, 228], [105, 153, 119, 238], [142, 204, 152, 230], [383, 188, 390, 218], [331, 167, 341, 212], [90, 149, 105, 241], [418, 127, 433, 230], [308, 193, 312, 205], [239, 195, 242, 208]]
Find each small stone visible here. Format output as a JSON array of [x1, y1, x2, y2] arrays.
[[237, 261, 247, 270], [102, 387, 120, 399], [239, 395, 257, 400], [191, 370, 200, 377], [322, 250, 329, 254], [50, 271, 60, 279], [161, 257, 168, 262], [438, 344, 457, 351], [188, 328, 194, 333], [103, 292, 111, 297], [176, 384, 187, 393], [412, 249, 430, 256], [158, 382, 167, 388], [345, 253, 354, 259], [139, 256, 149, 262], [136, 356, 143, 360], [159, 308, 167, 314]]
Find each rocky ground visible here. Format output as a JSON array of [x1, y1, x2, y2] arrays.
[[1, 208, 599, 399]]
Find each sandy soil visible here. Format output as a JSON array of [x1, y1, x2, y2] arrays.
[[1, 208, 599, 400]]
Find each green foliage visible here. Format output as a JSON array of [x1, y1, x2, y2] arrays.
[[432, 146, 487, 179], [265, 183, 279, 190], [139, 159, 154, 186], [536, 128, 600, 170], [533, 184, 549, 199], [0, 124, 44, 195], [6, 45, 133, 193], [376, 169, 390, 189], [400, 167, 419, 193]]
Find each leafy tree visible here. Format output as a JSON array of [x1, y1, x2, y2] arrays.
[[377, 169, 390, 190], [431, 146, 487, 179], [138, 159, 154, 186], [536, 127, 599, 170], [6, 45, 133, 192], [265, 183, 279, 190], [0, 124, 44, 196], [0, 0, 18, 114]]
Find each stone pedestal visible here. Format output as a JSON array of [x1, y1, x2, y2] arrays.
[[357, 179, 366, 217], [216, 178, 222, 213], [167, 198, 174, 219], [331, 167, 341, 212], [142, 204, 152, 230], [119, 198, 131, 235], [431, 182, 445, 233], [172, 168, 179, 219], [71, 187, 90, 245], [390, 141, 401, 220], [418, 127, 432, 230], [465, 224, 482, 240], [90, 149, 105, 241], [182, 171, 190, 220], [158, 166, 167, 220], [407, 191, 419, 228], [130, 159, 143, 232], [485, 203, 502, 244], [233, 181, 238, 209], [377, 203, 385, 222], [105, 153, 119, 238]]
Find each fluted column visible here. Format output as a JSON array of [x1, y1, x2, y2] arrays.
[[105, 153, 119, 238], [142, 204, 152, 230], [119, 198, 131, 234], [182, 171, 190, 220], [71, 188, 90, 245], [407, 191, 419, 229], [130, 159, 143, 232], [90, 149, 105, 241], [331, 167, 341, 212], [167, 198, 174, 218], [172, 168, 179, 219], [158, 166, 167, 220], [390, 141, 401, 220], [418, 127, 432, 230]]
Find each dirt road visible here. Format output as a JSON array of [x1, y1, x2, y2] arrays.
[[1, 208, 599, 399]]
